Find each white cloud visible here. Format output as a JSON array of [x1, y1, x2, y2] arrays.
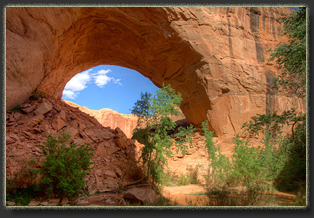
[[62, 68, 122, 100], [113, 78, 122, 86], [63, 69, 92, 99], [64, 70, 92, 92], [97, 69, 111, 75], [94, 74, 112, 87], [92, 69, 122, 88], [62, 89, 77, 99]]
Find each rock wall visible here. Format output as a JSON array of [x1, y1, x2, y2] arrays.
[[6, 7, 305, 137], [64, 100, 138, 138], [6, 96, 142, 193]]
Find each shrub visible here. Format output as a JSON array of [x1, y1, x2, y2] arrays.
[[9, 105, 25, 113], [6, 132, 94, 205], [274, 124, 306, 191], [6, 160, 41, 205], [202, 121, 289, 206], [37, 132, 94, 201]]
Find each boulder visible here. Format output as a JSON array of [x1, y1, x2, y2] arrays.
[[84, 128, 115, 142], [114, 127, 128, 150], [104, 170, 117, 179], [51, 115, 67, 131], [6, 136, 16, 145], [35, 101, 53, 115], [103, 178, 118, 189], [22, 104, 36, 114], [62, 126, 79, 141], [123, 187, 157, 205], [53, 104, 62, 112], [96, 141, 109, 157], [27, 114, 44, 127]]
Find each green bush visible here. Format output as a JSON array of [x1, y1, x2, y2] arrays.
[[37, 132, 94, 201], [6, 160, 41, 205], [240, 7, 307, 195], [161, 165, 200, 187], [7, 132, 94, 205], [30, 90, 47, 100], [274, 124, 306, 191], [202, 121, 292, 206]]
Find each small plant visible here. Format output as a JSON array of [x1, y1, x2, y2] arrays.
[[9, 104, 25, 113], [292, 184, 307, 206], [6, 159, 41, 205], [153, 196, 176, 206], [160, 170, 178, 187], [30, 90, 47, 100]]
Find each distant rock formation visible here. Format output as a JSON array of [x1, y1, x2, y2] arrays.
[[64, 100, 138, 138]]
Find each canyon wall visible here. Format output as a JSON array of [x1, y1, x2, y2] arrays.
[[6, 7, 305, 137], [64, 100, 138, 138]]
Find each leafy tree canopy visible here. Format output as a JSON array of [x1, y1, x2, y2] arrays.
[[268, 7, 306, 98]]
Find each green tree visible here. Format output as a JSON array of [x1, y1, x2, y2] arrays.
[[269, 7, 306, 98], [131, 83, 194, 190], [131, 92, 152, 126]]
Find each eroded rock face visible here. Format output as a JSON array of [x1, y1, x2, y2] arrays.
[[6, 7, 305, 137], [64, 100, 138, 138], [5, 96, 141, 193]]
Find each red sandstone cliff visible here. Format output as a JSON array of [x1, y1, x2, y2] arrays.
[[64, 100, 138, 138]]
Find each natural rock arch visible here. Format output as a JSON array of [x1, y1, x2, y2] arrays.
[[7, 7, 302, 137]]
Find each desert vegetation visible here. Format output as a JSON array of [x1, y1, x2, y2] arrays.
[[128, 7, 306, 206], [6, 132, 94, 206], [6, 7, 306, 207]]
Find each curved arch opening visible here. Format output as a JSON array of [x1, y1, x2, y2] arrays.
[[62, 65, 159, 115]]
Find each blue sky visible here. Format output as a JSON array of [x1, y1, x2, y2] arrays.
[[62, 65, 159, 114]]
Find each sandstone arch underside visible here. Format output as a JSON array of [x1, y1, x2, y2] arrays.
[[6, 7, 304, 137]]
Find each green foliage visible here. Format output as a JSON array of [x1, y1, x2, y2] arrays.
[[242, 109, 306, 139], [131, 83, 195, 190], [274, 124, 306, 191], [30, 90, 47, 100], [242, 7, 307, 194], [6, 184, 39, 206], [268, 7, 306, 98], [202, 120, 299, 205], [131, 92, 152, 126], [202, 121, 232, 188], [161, 165, 200, 187], [6, 132, 94, 205], [230, 134, 287, 186], [6, 160, 41, 205], [9, 105, 25, 113], [37, 131, 94, 200]]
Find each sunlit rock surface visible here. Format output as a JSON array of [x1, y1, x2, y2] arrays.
[[6, 7, 305, 137]]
